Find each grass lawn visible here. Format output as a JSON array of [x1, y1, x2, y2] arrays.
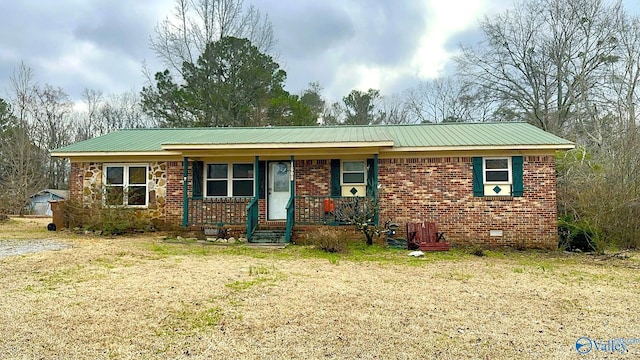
[[1, 217, 639, 359]]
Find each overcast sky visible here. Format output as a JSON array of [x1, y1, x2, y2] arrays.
[[0, 0, 637, 105]]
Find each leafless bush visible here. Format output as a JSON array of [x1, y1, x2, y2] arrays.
[[306, 228, 350, 253]]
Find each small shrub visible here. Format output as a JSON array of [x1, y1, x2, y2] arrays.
[[558, 216, 596, 252], [63, 198, 152, 235], [469, 246, 486, 257], [306, 228, 350, 253]]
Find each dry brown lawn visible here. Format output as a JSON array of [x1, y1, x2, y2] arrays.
[[1, 217, 640, 359]]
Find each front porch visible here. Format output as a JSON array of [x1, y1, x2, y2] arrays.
[[181, 155, 379, 243], [186, 195, 378, 242]]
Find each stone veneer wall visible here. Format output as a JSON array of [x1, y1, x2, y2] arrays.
[[69, 161, 171, 225]]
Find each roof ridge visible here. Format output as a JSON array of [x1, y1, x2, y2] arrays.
[[119, 121, 530, 131]]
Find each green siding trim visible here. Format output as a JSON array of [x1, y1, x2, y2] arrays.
[[472, 157, 484, 197], [182, 157, 188, 227], [373, 154, 379, 226], [366, 158, 375, 197], [512, 156, 524, 197], [192, 161, 203, 199], [258, 161, 266, 199], [330, 159, 340, 196], [254, 156, 260, 199]]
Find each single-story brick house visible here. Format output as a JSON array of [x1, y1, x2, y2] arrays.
[[51, 122, 574, 248]]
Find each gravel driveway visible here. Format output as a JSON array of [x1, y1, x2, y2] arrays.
[[0, 240, 70, 258]]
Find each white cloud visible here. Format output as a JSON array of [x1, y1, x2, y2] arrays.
[[412, 0, 489, 79]]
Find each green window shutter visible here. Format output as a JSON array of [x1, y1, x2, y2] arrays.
[[258, 161, 266, 199], [472, 157, 484, 197], [330, 159, 340, 196], [512, 156, 524, 197], [192, 161, 203, 199], [366, 158, 375, 197]]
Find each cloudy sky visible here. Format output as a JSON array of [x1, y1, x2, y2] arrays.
[[0, 0, 636, 104]]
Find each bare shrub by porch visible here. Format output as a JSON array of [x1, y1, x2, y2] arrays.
[[304, 227, 351, 253]]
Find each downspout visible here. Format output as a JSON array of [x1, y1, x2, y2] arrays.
[[373, 154, 379, 226], [182, 157, 189, 227]]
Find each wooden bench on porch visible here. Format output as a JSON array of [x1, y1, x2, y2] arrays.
[[406, 222, 451, 251]]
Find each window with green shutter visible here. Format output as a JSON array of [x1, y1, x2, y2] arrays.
[[472, 156, 524, 197]]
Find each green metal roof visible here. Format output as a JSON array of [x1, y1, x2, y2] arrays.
[[51, 122, 573, 154]]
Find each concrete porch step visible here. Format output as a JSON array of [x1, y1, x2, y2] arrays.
[[250, 229, 287, 243]]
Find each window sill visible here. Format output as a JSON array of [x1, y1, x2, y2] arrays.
[[483, 196, 514, 201]]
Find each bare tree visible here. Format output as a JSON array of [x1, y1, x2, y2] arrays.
[[29, 85, 73, 189], [76, 89, 156, 141], [377, 93, 413, 124], [149, 0, 275, 80], [0, 119, 47, 215], [7, 63, 73, 190], [406, 76, 494, 123], [456, 0, 621, 135]]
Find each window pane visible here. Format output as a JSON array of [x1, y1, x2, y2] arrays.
[[343, 173, 365, 184], [206, 180, 227, 196], [207, 164, 227, 179], [128, 186, 146, 205], [233, 164, 253, 178], [233, 180, 253, 196], [486, 171, 509, 182], [105, 186, 124, 205], [343, 161, 364, 172], [485, 159, 508, 170], [106, 167, 124, 185], [129, 166, 146, 184]]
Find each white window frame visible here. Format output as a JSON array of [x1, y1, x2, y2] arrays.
[[341, 160, 367, 185], [205, 163, 254, 198], [103, 163, 149, 208], [483, 157, 512, 184]]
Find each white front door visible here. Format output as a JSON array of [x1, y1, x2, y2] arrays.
[[268, 161, 291, 220]]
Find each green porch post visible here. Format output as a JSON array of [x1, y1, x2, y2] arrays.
[[182, 157, 188, 227], [254, 156, 260, 197], [373, 154, 379, 226], [247, 156, 259, 239], [290, 155, 295, 199], [285, 155, 295, 243]]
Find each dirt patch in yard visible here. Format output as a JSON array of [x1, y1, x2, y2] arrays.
[[0, 239, 71, 258], [0, 220, 639, 359]]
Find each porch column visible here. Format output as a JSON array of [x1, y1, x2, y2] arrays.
[[285, 155, 295, 243], [373, 153, 379, 226], [254, 156, 260, 197], [182, 157, 188, 227], [290, 155, 295, 199]]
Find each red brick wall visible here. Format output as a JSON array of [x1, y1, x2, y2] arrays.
[[69, 163, 83, 202], [165, 161, 185, 225], [377, 156, 557, 248], [294, 160, 330, 196], [69, 156, 559, 248]]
